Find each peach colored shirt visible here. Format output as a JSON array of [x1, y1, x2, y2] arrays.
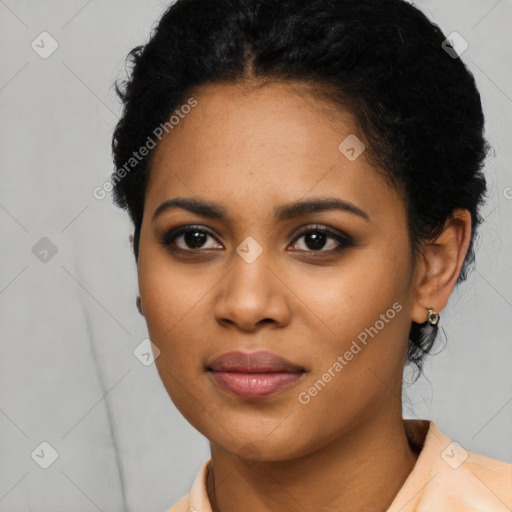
[[167, 419, 512, 511]]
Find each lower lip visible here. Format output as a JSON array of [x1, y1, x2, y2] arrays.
[[209, 371, 304, 399]]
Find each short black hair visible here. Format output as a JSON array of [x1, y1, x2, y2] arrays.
[[111, 0, 489, 377]]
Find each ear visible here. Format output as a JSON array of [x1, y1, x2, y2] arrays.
[[411, 209, 472, 324], [136, 295, 145, 316]]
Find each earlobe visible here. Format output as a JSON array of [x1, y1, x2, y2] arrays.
[[136, 295, 144, 316], [411, 209, 472, 324]]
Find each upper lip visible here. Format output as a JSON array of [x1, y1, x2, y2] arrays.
[[207, 351, 305, 373]]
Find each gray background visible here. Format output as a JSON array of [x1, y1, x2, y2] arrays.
[[0, 1, 511, 511]]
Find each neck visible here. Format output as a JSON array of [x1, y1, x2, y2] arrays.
[[207, 406, 420, 512]]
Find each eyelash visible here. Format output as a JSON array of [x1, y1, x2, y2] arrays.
[[159, 224, 354, 256]]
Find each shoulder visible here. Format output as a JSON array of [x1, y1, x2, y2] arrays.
[[415, 451, 512, 511], [432, 449, 512, 508], [389, 420, 512, 511]]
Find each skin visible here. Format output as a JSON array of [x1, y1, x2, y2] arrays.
[[136, 80, 472, 512]]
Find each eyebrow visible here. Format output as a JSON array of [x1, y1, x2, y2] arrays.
[[152, 197, 370, 223]]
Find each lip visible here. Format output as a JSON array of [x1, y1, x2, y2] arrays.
[[207, 350, 306, 399]]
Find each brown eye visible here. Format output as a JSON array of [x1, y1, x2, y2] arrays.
[[160, 226, 223, 251], [289, 225, 353, 254]]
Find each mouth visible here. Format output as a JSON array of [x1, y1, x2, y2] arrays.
[[207, 350, 306, 399]]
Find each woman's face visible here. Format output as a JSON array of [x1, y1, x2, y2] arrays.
[[137, 81, 420, 461]]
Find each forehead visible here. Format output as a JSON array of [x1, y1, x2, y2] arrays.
[[151, 80, 358, 163], [144, 81, 403, 224]]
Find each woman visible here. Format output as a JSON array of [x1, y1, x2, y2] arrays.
[[111, 0, 512, 510]]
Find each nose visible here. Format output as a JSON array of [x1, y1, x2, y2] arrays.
[[213, 246, 292, 332]]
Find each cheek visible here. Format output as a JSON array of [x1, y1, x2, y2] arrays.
[[293, 242, 413, 409], [137, 250, 217, 380], [302, 241, 414, 344], [139, 248, 203, 331], [138, 260, 210, 414]]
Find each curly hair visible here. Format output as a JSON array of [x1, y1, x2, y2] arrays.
[[111, 0, 489, 377]]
